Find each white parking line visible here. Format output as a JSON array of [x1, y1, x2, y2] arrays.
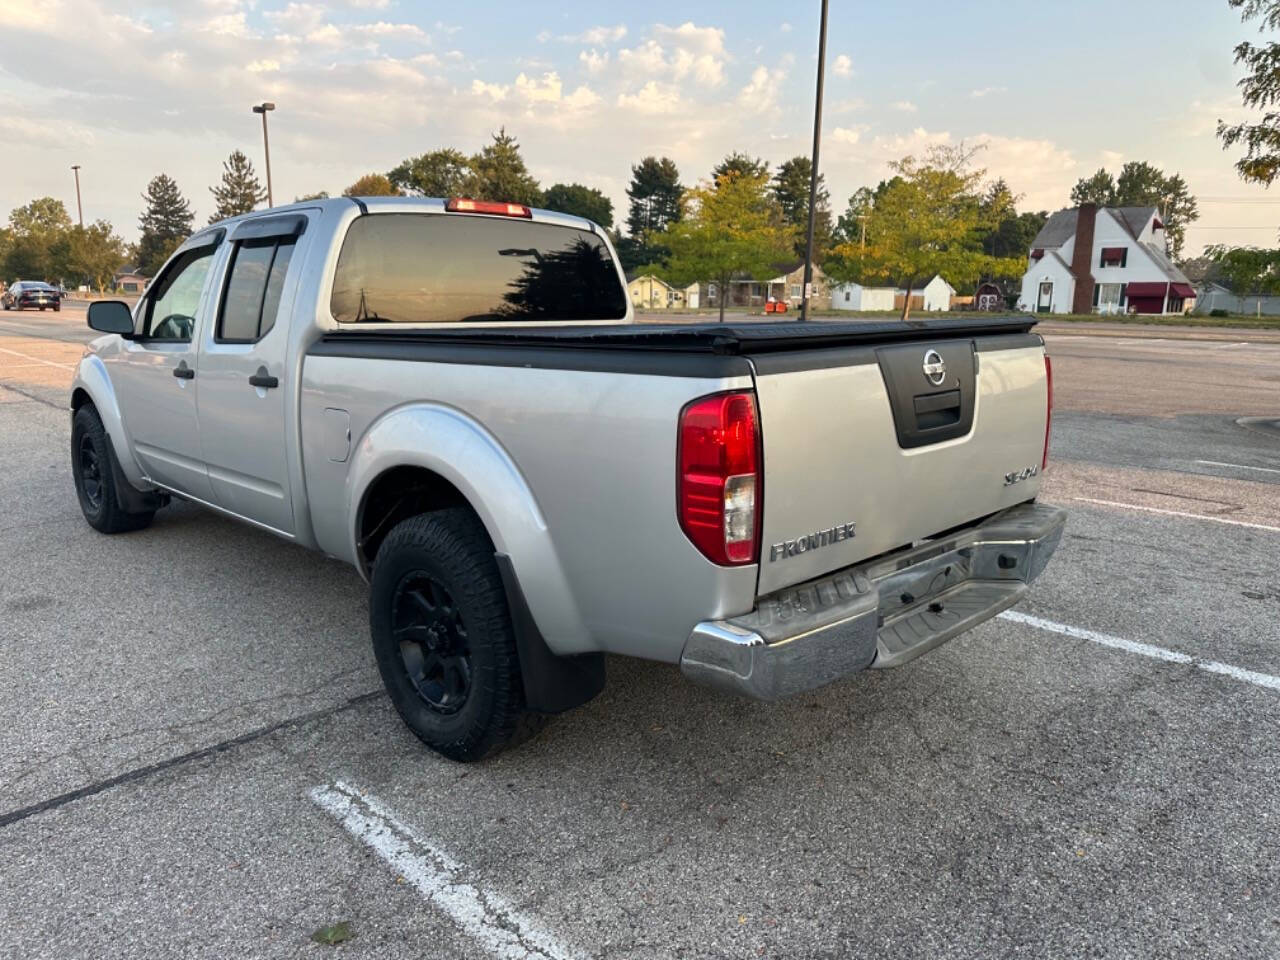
[[1000, 610, 1280, 693], [0, 345, 76, 371], [1074, 496, 1280, 533], [1194, 459, 1280, 476], [310, 780, 583, 960], [1213, 342, 1250, 349]]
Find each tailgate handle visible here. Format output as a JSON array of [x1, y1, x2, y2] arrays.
[[912, 389, 961, 430]]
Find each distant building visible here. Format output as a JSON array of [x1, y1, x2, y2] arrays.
[[704, 263, 832, 310], [1018, 204, 1194, 315], [973, 282, 1004, 311], [112, 266, 149, 295], [830, 281, 896, 311], [896, 274, 955, 312]]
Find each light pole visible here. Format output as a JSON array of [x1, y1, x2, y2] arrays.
[[799, 0, 830, 323], [70, 164, 83, 227], [252, 101, 276, 207]]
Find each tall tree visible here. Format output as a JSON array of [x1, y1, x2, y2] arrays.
[[771, 156, 832, 259], [620, 156, 682, 271], [137, 174, 194, 276], [208, 150, 266, 224], [543, 183, 614, 228], [343, 173, 398, 197], [464, 128, 543, 206], [657, 169, 795, 323], [55, 220, 127, 292], [1069, 168, 1117, 206], [388, 148, 471, 197], [712, 152, 769, 184], [830, 145, 1024, 320], [1068, 162, 1198, 258], [3, 197, 72, 280], [1219, 0, 1280, 185]]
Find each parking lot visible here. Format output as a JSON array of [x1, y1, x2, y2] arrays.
[[2, 305, 1278, 958]]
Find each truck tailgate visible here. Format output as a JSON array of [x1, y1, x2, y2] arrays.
[[752, 333, 1049, 595]]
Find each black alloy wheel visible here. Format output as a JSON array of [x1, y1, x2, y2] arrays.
[[77, 432, 103, 511], [392, 572, 472, 715]]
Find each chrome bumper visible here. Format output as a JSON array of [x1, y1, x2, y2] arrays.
[[680, 501, 1066, 700]]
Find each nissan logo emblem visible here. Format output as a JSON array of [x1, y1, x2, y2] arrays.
[[922, 349, 947, 386]]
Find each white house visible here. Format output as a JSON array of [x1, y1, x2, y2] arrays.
[[898, 274, 955, 312], [831, 281, 896, 311], [1018, 205, 1194, 315]]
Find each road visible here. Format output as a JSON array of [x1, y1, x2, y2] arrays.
[[1, 307, 1277, 959]]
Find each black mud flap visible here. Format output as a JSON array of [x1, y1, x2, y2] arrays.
[[494, 553, 605, 714]]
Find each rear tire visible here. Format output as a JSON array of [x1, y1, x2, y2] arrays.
[[369, 508, 535, 762], [71, 405, 155, 534]]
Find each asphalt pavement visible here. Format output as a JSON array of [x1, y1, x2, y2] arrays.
[[1, 308, 1278, 959]]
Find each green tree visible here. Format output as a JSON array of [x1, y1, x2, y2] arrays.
[[208, 150, 266, 224], [831, 145, 1024, 320], [976, 180, 1049, 260], [1219, 0, 1280, 186], [55, 220, 127, 292], [343, 173, 398, 197], [388, 148, 471, 197], [619, 156, 683, 272], [1068, 161, 1198, 258], [137, 174, 194, 276], [3, 197, 72, 280], [657, 170, 795, 323], [1206, 243, 1280, 311], [1069, 168, 1117, 206], [712, 152, 769, 184], [543, 183, 613, 227], [295, 191, 330, 202], [771, 156, 832, 260], [463, 128, 543, 206]]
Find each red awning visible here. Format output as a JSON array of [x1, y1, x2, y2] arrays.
[[1169, 282, 1195, 298], [1125, 282, 1168, 297], [1030, 248, 1044, 260], [1100, 246, 1126, 262]]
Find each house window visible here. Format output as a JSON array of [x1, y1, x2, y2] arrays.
[[791, 284, 801, 299], [1100, 247, 1127, 268], [844, 290, 851, 302], [1097, 283, 1124, 313]]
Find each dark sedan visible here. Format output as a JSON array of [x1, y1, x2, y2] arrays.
[[2, 281, 61, 311]]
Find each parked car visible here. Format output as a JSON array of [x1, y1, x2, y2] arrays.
[[70, 197, 1064, 762], [3, 281, 61, 311]]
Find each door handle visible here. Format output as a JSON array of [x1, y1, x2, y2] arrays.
[[249, 366, 279, 389], [172, 362, 194, 380]]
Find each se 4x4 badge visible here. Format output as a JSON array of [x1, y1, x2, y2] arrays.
[[1004, 465, 1039, 486]]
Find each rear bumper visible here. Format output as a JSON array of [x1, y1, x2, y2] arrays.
[[680, 501, 1065, 700]]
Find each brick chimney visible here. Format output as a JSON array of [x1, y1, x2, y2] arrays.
[[1070, 203, 1097, 315]]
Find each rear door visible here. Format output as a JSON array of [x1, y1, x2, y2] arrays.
[[752, 335, 1050, 595], [195, 214, 306, 536]]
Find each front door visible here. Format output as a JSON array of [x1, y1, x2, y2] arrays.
[[112, 244, 220, 501], [1037, 282, 1054, 313], [196, 230, 301, 535]]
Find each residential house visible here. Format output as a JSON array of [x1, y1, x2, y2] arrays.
[[704, 263, 832, 310], [830, 281, 896, 311], [112, 266, 149, 295], [1017, 204, 1194, 315], [627, 275, 701, 311], [896, 274, 955, 312]]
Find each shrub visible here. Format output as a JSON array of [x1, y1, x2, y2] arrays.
[[1210, 308, 1230, 317]]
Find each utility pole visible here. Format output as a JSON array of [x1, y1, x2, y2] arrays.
[[799, 0, 830, 323], [70, 165, 83, 227], [252, 102, 276, 207]]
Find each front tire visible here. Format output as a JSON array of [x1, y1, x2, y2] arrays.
[[370, 509, 533, 762], [71, 405, 155, 534]]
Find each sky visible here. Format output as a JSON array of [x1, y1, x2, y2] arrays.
[[0, 0, 1277, 256]]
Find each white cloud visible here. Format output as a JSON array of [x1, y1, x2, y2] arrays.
[[737, 63, 788, 113], [617, 81, 682, 114], [353, 21, 429, 40], [560, 24, 627, 44], [890, 100, 917, 113], [471, 78, 509, 101], [265, 3, 325, 31], [579, 49, 609, 74], [780, 22, 792, 33], [1100, 149, 1124, 167], [617, 22, 727, 87], [246, 59, 281, 73], [832, 125, 869, 145], [514, 71, 563, 103], [969, 86, 1007, 99], [833, 54, 852, 78]]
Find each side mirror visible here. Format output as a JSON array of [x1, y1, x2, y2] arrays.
[[87, 300, 135, 337]]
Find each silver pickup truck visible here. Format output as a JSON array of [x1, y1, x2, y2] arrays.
[[70, 197, 1064, 761]]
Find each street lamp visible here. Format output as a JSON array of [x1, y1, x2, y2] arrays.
[[70, 164, 83, 227], [799, 0, 830, 323], [252, 101, 276, 207]]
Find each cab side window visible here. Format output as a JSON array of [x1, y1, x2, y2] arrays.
[[143, 249, 216, 341], [217, 239, 296, 343]]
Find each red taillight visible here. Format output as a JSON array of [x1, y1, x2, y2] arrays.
[[446, 198, 532, 218], [1042, 354, 1053, 471], [678, 391, 761, 566]]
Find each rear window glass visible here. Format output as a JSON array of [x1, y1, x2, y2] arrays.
[[217, 239, 296, 342], [330, 213, 626, 324]]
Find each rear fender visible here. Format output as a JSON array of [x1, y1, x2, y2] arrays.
[[347, 403, 591, 654]]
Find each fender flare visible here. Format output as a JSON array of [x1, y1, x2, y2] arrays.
[[72, 355, 148, 490], [346, 402, 592, 655]]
